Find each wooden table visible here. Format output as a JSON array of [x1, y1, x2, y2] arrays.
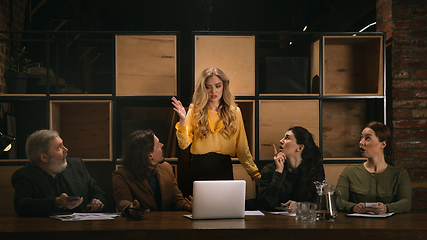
[[1, 211, 426, 240]]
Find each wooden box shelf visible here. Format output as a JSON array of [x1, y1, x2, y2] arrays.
[[115, 35, 177, 96], [257, 33, 320, 95], [321, 35, 383, 96], [194, 35, 255, 96], [235, 100, 255, 159], [0, 100, 47, 160], [322, 99, 384, 159], [0, 31, 386, 206], [259, 100, 319, 160], [117, 105, 178, 159], [233, 164, 256, 199], [322, 101, 366, 159], [50, 100, 112, 161]]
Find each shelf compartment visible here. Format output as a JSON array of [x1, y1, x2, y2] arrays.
[[50, 100, 112, 161], [322, 99, 385, 159], [324, 163, 353, 187], [194, 35, 255, 96], [310, 39, 320, 94], [322, 36, 383, 96], [257, 33, 319, 95], [233, 164, 256, 199], [322, 101, 366, 158], [117, 105, 178, 159], [236, 100, 255, 159], [0, 100, 47, 160], [259, 100, 319, 160], [115, 35, 177, 96]]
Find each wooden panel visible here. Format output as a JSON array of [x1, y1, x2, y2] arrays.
[[259, 100, 319, 160], [322, 101, 366, 158], [0, 166, 22, 217], [233, 164, 256, 200], [310, 39, 320, 94], [116, 35, 177, 96], [195, 35, 255, 96], [118, 106, 177, 159], [50, 100, 112, 161], [51, 102, 61, 133], [236, 100, 254, 157], [323, 36, 383, 96], [324, 164, 354, 187]]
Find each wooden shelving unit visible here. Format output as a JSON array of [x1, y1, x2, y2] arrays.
[[0, 31, 385, 202]]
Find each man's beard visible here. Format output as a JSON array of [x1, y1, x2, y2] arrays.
[[47, 152, 68, 173]]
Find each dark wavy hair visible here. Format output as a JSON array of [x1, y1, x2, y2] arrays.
[[122, 130, 156, 181], [289, 126, 323, 202], [365, 122, 393, 166]]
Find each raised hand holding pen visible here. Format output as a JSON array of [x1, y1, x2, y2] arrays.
[[282, 200, 297, 213]]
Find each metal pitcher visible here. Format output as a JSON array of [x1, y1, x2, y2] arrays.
[[314, 180, 341, 222]]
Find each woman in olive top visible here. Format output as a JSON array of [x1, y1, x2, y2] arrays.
[[336, 122, 411, 214], [172, 67, 260, 183]]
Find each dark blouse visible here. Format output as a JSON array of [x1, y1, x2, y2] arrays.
[[257, 162, 325, 211]]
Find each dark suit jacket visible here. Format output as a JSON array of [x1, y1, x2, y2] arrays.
[[112, 162, 188, 216], [11, 157, 107, 217]]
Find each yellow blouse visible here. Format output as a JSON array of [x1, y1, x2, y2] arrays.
[[175, 105, 260, 180]]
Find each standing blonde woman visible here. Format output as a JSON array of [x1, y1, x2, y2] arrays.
[[172, 67, 260, 183]]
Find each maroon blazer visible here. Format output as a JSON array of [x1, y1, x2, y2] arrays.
[[112, 162, 188, 215]]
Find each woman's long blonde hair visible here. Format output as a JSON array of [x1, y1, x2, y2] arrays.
[[192, 67, 237, 139]]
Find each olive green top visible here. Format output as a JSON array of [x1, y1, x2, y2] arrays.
[[336, 164, 411, 214]]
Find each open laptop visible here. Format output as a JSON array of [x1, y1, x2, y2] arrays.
[[184, 180, 246, 220]]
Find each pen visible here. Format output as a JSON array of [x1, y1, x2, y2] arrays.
[[275, 206, 289, 211]]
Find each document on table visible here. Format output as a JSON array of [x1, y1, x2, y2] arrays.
[[245, 210, 265, 216], [346, 212, 395, 218], [50, 213, 120, 221], [270, 211, 296, 216]]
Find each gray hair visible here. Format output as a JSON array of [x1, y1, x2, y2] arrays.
[[26, 130, 59, 164]]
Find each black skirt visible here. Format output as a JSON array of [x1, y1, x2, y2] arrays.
[[190, 152, 234, 182]]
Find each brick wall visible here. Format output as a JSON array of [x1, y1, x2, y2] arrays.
[[378, 0, 427, 211]]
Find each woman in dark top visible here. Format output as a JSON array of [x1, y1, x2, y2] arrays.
[[247, 126, 325, 211]]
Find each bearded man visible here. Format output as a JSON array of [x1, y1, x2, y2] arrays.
[[11, 130, 107, 217]]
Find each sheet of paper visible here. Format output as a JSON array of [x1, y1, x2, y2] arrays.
[[270, 211, 296, 216], [245, 210, 265, 216], [50, 213, 120, 221], [346, 212, 395, 218]]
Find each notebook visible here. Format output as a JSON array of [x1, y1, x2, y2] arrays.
[[184, 180, 246, 220]]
